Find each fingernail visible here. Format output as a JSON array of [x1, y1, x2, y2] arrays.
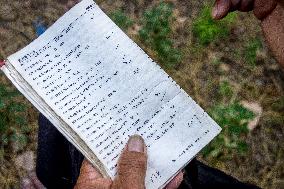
[[128, 135, 144, 152]]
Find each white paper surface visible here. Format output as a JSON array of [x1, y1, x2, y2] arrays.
[[7, 0, 221, 188]]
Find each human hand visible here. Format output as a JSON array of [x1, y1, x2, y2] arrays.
[[0, 60, 5, 67], [74, 135, 183, 189], [212, 0, 277, 20], [212, 0, 284, 67]]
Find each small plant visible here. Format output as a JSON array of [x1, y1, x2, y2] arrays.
[[202, 102, 254, 158], [0, 83, 30, 156], [110, 10, 134, 30], [139, 2, 182, 67], [211, 56, 222, 65], [244, 38, 262, 66], [192, 6, 236, 45], [219, 80, 233, 100]]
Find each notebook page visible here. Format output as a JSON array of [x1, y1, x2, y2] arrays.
[[7, 0, 221, 188]]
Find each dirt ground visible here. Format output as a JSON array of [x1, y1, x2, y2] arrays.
[[0, 0, 283, 189]]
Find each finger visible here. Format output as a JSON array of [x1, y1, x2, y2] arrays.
[[113, 135, 147, 189], [212, 0, 232, 19], [79, 159, 103, 179], [28, 172, 45, 189], [164, 171, 184, 189], [230, 0, 241, 11], [0, 60, 5, 67], [21, 177, 36, 189], [238, 0, 254, 11], [254, 0, 277, 20], [75, 160, 112, 189]]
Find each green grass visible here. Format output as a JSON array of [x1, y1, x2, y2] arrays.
[[202, 102, 254, 158], [244, 38, 262, 66], [219, 80, 233, 100], [0, 84, 30, 157], [139, 2, 182, 67], [192, 6, 236, 45], [110, 10, 134, 30]]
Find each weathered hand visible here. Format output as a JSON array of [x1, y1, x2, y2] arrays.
[[212, 0, 277, 20], [74, 135, 183, 189], [212, 0, 284, 67]]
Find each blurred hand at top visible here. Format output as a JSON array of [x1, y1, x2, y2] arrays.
[[212, 0, 278, 20], [212, 0, 284, 67]]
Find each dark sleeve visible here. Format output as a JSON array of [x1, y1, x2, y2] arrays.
[[36, 114, 83, 189], [179, 159, 261, 189]]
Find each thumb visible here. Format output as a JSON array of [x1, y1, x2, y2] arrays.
[[112, 135, 147, 189]]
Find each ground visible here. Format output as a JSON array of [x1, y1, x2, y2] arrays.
[[0, 0, 283, 189]]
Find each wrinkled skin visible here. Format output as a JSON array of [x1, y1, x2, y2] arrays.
[[74, 135, 183, 189]]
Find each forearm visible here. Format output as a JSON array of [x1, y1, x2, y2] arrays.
[[261, 3, 284, 68]]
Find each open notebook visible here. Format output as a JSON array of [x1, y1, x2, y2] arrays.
[[1, 0, 221, 188]]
